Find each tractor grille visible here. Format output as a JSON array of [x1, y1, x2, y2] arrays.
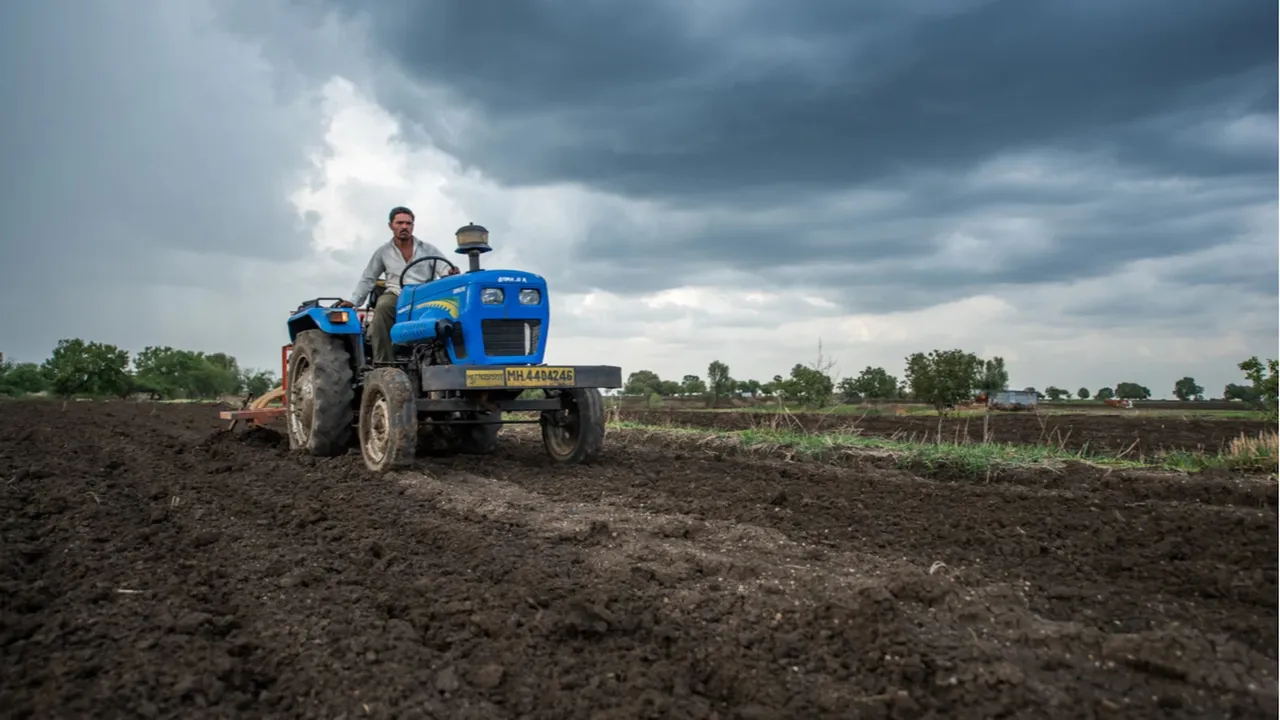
[[481, 319, 541, 357]]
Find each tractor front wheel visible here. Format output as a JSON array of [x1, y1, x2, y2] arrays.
[[540, 388, 605, 464], [358, 367, 418, 473], [286, 330, 354, 455]]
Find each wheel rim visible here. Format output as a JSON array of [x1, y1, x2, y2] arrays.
[[543, 403, 580, 458], [288, 358, 315, 443], [363, 391, 391, 465]]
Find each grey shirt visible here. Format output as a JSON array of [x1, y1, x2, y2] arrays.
[[349, 236, 453, 306]]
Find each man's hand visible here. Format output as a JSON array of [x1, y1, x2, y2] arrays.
[[334, 299, 354, 308], [446, 267, 460, 276]]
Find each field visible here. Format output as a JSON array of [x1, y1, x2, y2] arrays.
[[616, 409, 1276, 458], [1, 398, 1277, 718]]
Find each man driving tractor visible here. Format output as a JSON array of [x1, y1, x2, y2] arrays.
[[337, 206, 458, 363]]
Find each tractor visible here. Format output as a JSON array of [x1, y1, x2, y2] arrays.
[[223, 223, 622, 472]]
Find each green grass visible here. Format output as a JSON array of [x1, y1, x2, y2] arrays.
[[606, 420, 1278, 476], [614, 401, 1269, 420]]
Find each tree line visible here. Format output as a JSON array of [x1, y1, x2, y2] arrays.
[[0, 339, 277, 400], [5, 337, 1275, 421], [622, 346, 1279, 418]]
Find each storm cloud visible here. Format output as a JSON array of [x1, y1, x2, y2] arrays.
[[280, 0, 1278, 310], [0, 0, 1275, 395], [330, 0, 1274, 192]]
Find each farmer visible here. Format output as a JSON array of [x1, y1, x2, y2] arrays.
[[337, 206, 458, 363]]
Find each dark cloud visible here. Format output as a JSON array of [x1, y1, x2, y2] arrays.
[[557, 162, 1274, 312], [249, 0, 1278, 325], [317, 0, 1275, 199]]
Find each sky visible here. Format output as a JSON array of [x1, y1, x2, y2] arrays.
[[0, 0, 1275, 398]]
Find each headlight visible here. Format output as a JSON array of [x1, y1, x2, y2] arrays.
[[518, 288, 541, 305], [481, 288, 504, 304]]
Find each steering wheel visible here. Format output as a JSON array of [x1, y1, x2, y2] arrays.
[[401, 255, 461, 285]]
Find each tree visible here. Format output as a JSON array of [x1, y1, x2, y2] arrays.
[[133, 346, 241, 400], [241, 369, 278, 397], [12, 339, 266, 402], [1238, 356, 1278, 420], [1094, 387, 1114, 401], [903, 349, 983, 414], [1077, 387, 1090, 400], [978, 357, 1009, 394], [624, 370, 663, 397], [837, 377, 860, 403], [738, 379, 763, 397], [770, 339, 837, 408], [40, 338, 131, 398], [680, 374, 707, 396], [1172, 376, 1204, 402], [1043, 386, 1069, 401], [775, 363, 834, 408], [0, 361, 48, 396], [1114, 382, 1151, 400], [842, 366, 900, 401], [205, 352, 241, 379], [1223, 383, 1259, 403], [706, 360, 735, 407]]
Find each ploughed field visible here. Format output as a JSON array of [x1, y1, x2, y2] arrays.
[[621, 409, 1275, 455], [1, 399, 1276, 719]]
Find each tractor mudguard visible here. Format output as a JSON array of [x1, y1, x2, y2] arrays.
[[286, 304, 364, 344]]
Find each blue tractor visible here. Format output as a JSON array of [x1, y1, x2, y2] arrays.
[[279, 223, 622, 472]]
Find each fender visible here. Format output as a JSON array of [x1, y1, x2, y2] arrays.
[[286, 304, 363, 343]]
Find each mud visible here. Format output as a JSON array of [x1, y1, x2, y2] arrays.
[[621, 409, 1275, 455], [1, 398, 1276, 719]]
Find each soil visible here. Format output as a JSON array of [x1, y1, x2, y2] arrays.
[[1, 398, 1276, 719], [621, 409, 1276, 455]]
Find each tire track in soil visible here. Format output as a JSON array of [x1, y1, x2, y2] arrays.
[[475, 431, 1278, 655], [1, 400, 1277, 719], [398, 465, 1278, 717]]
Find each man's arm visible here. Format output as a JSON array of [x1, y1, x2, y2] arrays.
[[347, 249, 385, 307]]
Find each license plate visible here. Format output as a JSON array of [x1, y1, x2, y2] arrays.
[[465, 369, 506, 388], [504, 366, 575, 387]]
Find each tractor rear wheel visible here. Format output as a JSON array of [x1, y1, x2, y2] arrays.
[[540, 388, 605, 464], [358, 367, 418, 473], [286, 330, 354, 455]]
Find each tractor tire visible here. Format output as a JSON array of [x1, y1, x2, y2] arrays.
[[358, 367, 418, 473], [457, 411, 502, 455], [286, 329, 355, 456], [540, 388, 605, 464]]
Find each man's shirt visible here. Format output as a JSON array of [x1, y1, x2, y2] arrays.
[[350, 236, 453, 306]]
